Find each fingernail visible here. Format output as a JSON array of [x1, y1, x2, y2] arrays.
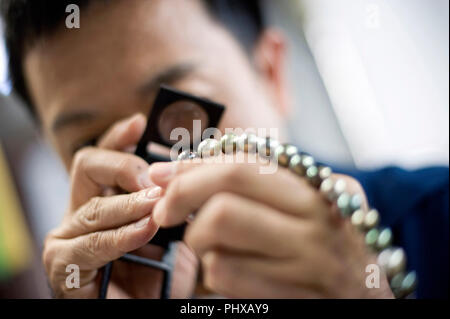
[[120, 114, 144, 134], [135, 216, 151, 229], [149, 162, 177, 183], [138, 171, 153, 189], [128, 113, 145, 125], [129, 113, 146, 130], [136, 187, 162, 203], [146, 186, 162, 199]]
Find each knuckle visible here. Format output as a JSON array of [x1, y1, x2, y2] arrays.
[[43, 230, 56, 247], [71, 147, 93, 172], [184, 224, 207, 252], [206, 194, 233, 230], [184, 226, 201, 251], [112, 226, 128, 252], [79, 197, 103, 229], [84, 232, 103, 257], [42, 240, 57, 273], [42, 240, 71, 296], [124, 192, 141, 215]]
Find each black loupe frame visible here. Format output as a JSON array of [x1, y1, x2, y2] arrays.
[[99, 85, 226, 299], [135, 84, 225, 163]]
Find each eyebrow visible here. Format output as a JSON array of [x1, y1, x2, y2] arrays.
[[137, 63, 196, 96], [51, 63, 196, 132], [51, 110, 98, 132]]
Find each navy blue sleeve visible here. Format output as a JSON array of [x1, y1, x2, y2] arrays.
[[336, 166, 449, 299]]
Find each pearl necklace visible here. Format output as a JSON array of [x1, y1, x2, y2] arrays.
[[178, 133, 417, 298]]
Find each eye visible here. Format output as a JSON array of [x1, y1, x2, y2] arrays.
[[72, 137, 99, 155]]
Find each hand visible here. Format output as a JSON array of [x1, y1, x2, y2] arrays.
[[43, 114, 197, 298], [149, 159, 394, 298]]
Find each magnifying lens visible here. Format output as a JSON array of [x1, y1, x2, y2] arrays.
[[135, 85, 225, 247], [135, 85, 225, 165]]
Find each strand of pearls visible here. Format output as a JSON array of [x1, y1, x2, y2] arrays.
[[178, 134, 417, 298]]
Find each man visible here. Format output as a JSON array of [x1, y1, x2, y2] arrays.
[[1, 0, 448, 298]]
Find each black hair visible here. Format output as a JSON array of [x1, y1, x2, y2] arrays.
[[0, 0, 263, 115]]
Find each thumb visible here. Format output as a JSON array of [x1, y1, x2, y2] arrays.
[[98, 113, 147, 151]]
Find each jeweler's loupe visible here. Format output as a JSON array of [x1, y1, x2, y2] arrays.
[[134, 85, 225, 247], [135, 85, 225, 164]]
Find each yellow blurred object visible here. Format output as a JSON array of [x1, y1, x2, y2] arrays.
[[0, 143, 32, 280]]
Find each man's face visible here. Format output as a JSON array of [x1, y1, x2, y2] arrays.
[[24, 0, 287, 169]]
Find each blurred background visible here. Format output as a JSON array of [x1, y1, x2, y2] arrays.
[[0, 0, 448, 298]]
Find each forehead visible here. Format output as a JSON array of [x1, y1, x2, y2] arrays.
[[24, 0, 242, 129]]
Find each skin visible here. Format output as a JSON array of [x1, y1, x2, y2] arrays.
[[23, 0, 393, 298]]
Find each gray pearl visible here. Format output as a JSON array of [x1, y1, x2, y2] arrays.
[[349, 194, 363, 213], [377, 248, 394, 272], [400, 271, 417, 297], [306, 165, 321, 187], [318, 166, 333, 182], [257, 137, 280, 159], [236, 133, 258, 153], [387, 247, 407, 278], [289, 154, 315, 177], [307, 166, 333, 189], [221, 133, 238, 154], [289, 154, 302, 176], [177, 150, 199, 161], [301, 155, 315, 170], [320, 178, 346, 202], [177, 150, 191, 161], [198, 139, 221, 158], [363, 209, 380, 230], [319, 178, 334, 198], [376, 228, 393, 251], [337, 192, 352, 217], [390, 272, 405, 297], [365, 228, 380, 249], [351, 209, 366, 230], [391, 270, 417, 298], [275, 144, 298, 167]]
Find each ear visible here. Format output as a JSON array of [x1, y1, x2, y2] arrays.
[[253, 28, 291, 116]]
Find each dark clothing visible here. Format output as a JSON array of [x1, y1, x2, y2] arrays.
[[338, 166, 449, 299]]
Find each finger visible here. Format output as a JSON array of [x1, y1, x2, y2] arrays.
[[201, 250, 321, 298], [203, 249, 335, 295], [170, 243, 199, 299], [49, 215, 158, 271], [149, 154, 260, 188], [184, 193, 311, 258], [150, 163, 368, 212], [97, 113, 147, 151], [55, 187, 162, 238], [149, 160, 195, 188], [152, 162, 329, 227], [70, 147, 153, 209]]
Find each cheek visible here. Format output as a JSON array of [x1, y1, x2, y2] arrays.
[[217, 90, 276, 133], [49, 136, 73, 172], [212, 68, 279, 132]]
